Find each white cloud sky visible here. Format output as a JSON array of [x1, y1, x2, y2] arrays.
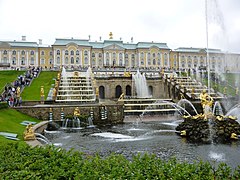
[[0, 0, 239, 52]]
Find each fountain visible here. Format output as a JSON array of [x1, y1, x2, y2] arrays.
[[56, 67, 96, 103], [176, 90, 240, 143], [132, 70, 151, 98]]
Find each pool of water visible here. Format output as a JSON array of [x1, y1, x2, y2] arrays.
[[45, 119, 240, 169]]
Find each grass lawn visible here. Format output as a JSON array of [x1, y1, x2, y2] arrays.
[[0, 108, 41, 142], [21, 71, 58, 101], [0, 70, 25, 93]]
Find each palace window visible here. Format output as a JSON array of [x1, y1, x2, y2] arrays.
[[65, 50, 68, 55], [164, 53, 168, 66], [106, 52, 109, 58], [84, 57, 88, 65], [50, 59, 53, 65], [41, 51, 44, 55], [99, 59, 103, 66], [125, 59, 129, 66], [65, 57, 68, 64], [125, 53, 128, 59], [113, 52, 116, 59], [131, 54, 135, 59], [71, 50, 74, 56], [76, 50, 80, 55], [152, 53, 156, 58], [119, 59, 123, 66], [141, 59, 144, 65], [119, 53, 123, 59], [50, 51, 53, 56], [12, 57, 16, 65], [21, 57, 25, 65], [30, 50, 34, 55], [57, 50, 60, 55], [57, 57, 60, 64], [71, 57, 74, 64], [30, 57, 34, 65], [21, 50, 25, 55], [147, 53, 151, 59], [148, 59, 151, 65], [153, 59, 156, 65], [92, 53, 95, 58], [141, 52, 144, 59], [157, 59, 161, 66], [188, 60, 191, 68], [3, 50, 7, 55], [12, 50, 16, 55], [41, 59, 45, 65], [106, 59, 109, 66], [84, 50, 88, 56], [99, 53, 102, 58], [76, 57, 79, 64], [92, 59, 96, 66], [158, 53, 161, 59], [3, 57, 7, 63]]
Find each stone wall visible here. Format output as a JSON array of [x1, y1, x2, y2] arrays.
[[96, 77, 167, 99], [15, 103, 124, 125]]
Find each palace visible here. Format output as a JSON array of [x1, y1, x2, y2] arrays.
[[0, 34, 239, 72]]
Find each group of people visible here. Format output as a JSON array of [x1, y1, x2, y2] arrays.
[[0, 66, 41, 107]]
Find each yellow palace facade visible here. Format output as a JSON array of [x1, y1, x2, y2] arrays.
[[0, 35, 239, 72]]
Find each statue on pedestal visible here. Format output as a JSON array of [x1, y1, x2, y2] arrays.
[[74, 107, 80, 117], [23, 124, 36, 141]]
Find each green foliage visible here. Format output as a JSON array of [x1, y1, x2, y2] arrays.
[[0, 143, 239, 179], [0, 102, 8, 109], [0, 70, 24, 93], [0, 108, 40, 142], [21, 71, 58, 100]]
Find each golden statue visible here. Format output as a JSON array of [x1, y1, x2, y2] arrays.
[[230, 133, 238, 140], [16, 86, 21, 98], [200, 89, 213, 109], [57, 72, 60, 80], [124, 71, 131, 77], [74, 107, 80, 117], [95, 87, 99, 96], [109, 32, 113, 39], [118, 93, 124, 101], [223, 87, 227, 95], [23, 124, 36, 141], [40, 86, 44, 97], [74, 71, 79, 77]]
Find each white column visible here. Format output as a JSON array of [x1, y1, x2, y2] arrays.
[[88, 50, 91, 66], [35, 50, 38, 67], [146, 53, 148, 67], [109, 52, 112, 66], [79, 49, 82, 66], [62, 50, 64, 66], [8, 51, 11, 64], [103, 52, 106, 66], [53, 49, 56, 66], [18, 51, 20, 67], [122, 52, 125, 66], [26, 51, 29, 67]]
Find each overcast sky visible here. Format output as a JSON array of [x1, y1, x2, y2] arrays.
[[0, 0, 239, 52]]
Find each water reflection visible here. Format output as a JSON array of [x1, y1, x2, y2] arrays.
[[45, 120, 240, 169]]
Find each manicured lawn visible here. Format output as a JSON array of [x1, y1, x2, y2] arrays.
[[21, 71, 58, 100], [0, 70, 24, 93], [0, 108, 40, 142]]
